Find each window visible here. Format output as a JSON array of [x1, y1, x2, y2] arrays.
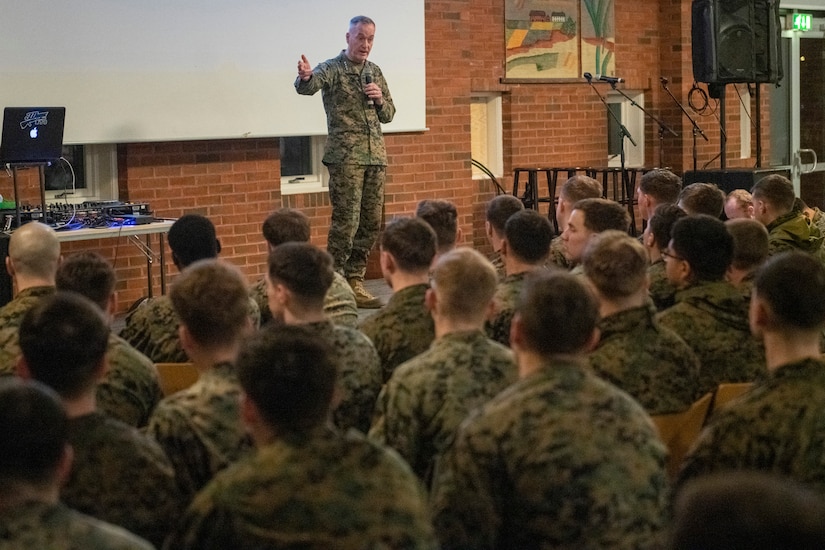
[[280, 136, 327, 195], [471, 94, 503, 179], [44, 144, 118, 202], [606, 91, 645, 168]]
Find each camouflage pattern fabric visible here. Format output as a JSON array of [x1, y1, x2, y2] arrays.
[[766, 211, 825, 257], [303, 320, 383, 434], [656, 280, 766, 395], [62, 411, 182, 547], [295, 52, 395, 280], [249, 271, 358, 328], [96, 334, 163, 428], [810, 207, 825, 238], [677, 358, 825, 495], [369, 330, 516, 484], [430, 358, 669, 549], [145, 362, 253, 501], [488, 251, 505, 281], [484, 272, 529, 347], [359, 283, 434, 382], [588, 304, 701, 414], [120, 295, 260, 364], [0, 501, 154, 550], [546, 235, 571, 270], [0, 286, 55, 375], [648, 258, 676, 311], [164, 426, 438, 550]]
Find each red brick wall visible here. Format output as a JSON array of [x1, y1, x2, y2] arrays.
[[8, 0, 771, 314]]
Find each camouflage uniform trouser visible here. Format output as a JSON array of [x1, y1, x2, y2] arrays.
[[326, 164, 385, 280]]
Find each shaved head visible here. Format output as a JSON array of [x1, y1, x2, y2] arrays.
[[8, 222, 60, 280]]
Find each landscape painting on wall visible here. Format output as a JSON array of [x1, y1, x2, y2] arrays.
[[505, 0, 615, 80]]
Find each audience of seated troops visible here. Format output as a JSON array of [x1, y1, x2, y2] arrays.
[[359, 217, 437, 381], [249, 207, 358, 328], [7, 177, 825, 548], [484, 208, 554, 346], [548, 174, 602, 269]]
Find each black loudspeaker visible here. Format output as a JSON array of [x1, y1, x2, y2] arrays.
[[683, 168, 790, 195], [691, 0, 782, 84]]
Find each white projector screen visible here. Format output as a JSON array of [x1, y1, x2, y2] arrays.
[[0, 0, 426, 144]]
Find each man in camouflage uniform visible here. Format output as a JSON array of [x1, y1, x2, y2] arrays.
[[561, 197, 630, 273], [484, 209, 553, 346], [724, 188, 755, 219], [657, 215, 765, 395], [146, 260, 255, 502], [121, 214, 260, 363], [483, 194, 524, 279], [359, 217, 437, 382], [0, 379, 154, 550], [643, 203, 686, 310], [56, 251, 162, 428], [249, 207, 358, 328], [547, 174, 602, 269], [725, 218, 769, 296], [296, 15, 396, 308], [266, 242, 382, 433], [415, 199, 461, 264], [17, 293, 181, 547], [752, 174, 825, 258], [583, 230, 700, 414], [165, 325, 437, 549], [430, 271, 669, 549], [0, 221, 60, 375], [370, 247, 517, 484], [636, 168, 682, 224], [678, 182, 726, 217], [677, 252, 825, 496]]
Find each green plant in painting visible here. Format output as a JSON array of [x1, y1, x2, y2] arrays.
[[583, 0, 613, 75]]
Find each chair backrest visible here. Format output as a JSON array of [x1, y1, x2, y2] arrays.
[[155, 362, 199, 396], [651, 392, 714, 479], [710, 382, 753, 417]]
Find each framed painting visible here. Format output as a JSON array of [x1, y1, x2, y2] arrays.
[[504, 0, 615, 81]]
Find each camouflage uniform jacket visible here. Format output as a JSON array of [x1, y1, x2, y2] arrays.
[[677, 357, 825, 495], [648, 258, 676, 311], [0, 500, 154, 550], [304, 320, 383, 434], [546, 235, 571, 270], [359, 283, 435, 382], [766, 210, 825, 257], [62, 411, 182, 547], [250, 272, 358, 328], [96, 334, 163, 428], [120, 295, 260, 364], [145, 362, 253, 501], [656, 280, 766, 396], [489, 250, 506, 280], [164, 426, 438, 550], [369, 329, 516, 484], [430, 358, 669, 549], [0, 286, 55, 375], [589, 304, 701, 414], [484, 271, 529, 347], [295, 51, 396, 166]]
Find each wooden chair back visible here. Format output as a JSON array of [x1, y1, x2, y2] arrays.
[[155, 363, 199, 396], [651, 392, 713, 479], [710, 382, 753, 417]]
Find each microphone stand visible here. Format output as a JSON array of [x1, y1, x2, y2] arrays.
[[660, 77, 708, 172], [609, 83, 677, 169], [585, 75, 636, 211]]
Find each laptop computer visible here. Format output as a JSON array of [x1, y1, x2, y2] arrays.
[[0, 107, 66, 165]]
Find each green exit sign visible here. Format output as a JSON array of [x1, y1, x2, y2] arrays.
[[793, 13, 812, 32]]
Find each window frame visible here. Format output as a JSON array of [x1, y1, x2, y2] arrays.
[[279, 136, 328, 195]]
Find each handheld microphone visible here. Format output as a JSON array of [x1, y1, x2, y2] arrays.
[[583, 72, 593, 81], [363, 68, 374, 106], [598, 75, 624, 84]]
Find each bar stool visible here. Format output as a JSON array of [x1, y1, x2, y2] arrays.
[[512, 167, 554, 213], [586, 167, 639, 236]]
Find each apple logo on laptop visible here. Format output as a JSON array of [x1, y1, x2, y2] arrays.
[[29, 127, 38, 139]]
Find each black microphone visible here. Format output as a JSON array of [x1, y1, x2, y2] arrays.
[[363, 68, 374, 106], [660, 76, 669, 85], [598, 75, 624, 84], [583, 72, 593, 81]]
